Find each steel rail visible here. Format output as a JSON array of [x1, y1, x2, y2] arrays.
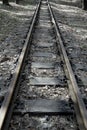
[[47, 1, 87, 130], [0, 1, 41, 130]]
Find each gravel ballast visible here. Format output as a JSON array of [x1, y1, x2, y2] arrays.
[[0, 0, 37, 93]]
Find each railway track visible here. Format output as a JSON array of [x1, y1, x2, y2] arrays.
[[0, 0, 87, 130]]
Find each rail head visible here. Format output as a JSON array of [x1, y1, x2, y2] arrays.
[[0, 0, 42, 130], [47, 1, 87, 130]]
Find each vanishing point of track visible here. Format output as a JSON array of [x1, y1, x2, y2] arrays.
[[0, 0, 87, 130]]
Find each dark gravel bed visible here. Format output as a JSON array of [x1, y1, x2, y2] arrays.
[[9, 115, 78, 130], [8, 1, 79, 129], [16, 83, 69, 100]]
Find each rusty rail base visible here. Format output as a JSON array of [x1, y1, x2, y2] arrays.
[[0, 1, 41, 130], [47, 1, 87, 130]]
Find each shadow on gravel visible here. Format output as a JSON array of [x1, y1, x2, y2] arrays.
[[50, 0, 82, 7], [50, 1, 87, 30]]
